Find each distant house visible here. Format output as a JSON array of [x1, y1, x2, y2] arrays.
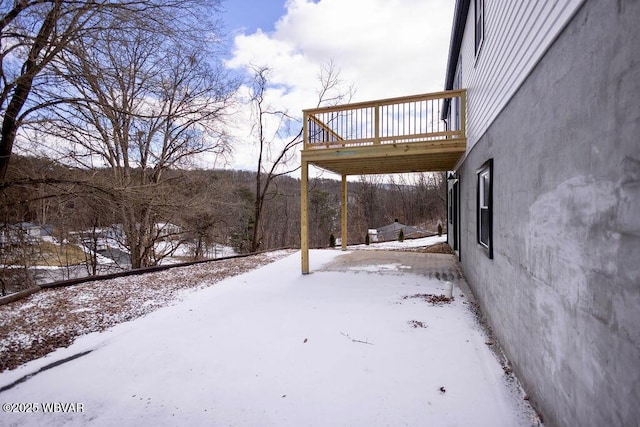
[[155, 222, 181, 239], [16, 222, 53, 238], [375, 220, 428, 242], [104, 224, 125, 241], [0, 222, 52, 247]]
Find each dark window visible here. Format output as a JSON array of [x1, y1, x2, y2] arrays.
[[474, 0, 485, 57], [449, 189, 453, 223], [477, 159, 493, 258]]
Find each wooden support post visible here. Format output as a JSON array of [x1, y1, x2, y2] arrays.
[[341, 174, 348, 251], [301, 159, 310, 274], [302, 111, 308, 150]]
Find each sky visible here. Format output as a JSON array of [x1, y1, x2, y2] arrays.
[[222, 0, 287, 35], [216, 0, 456, 173]]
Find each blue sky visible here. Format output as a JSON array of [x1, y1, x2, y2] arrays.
[[216, 0, 456, 172], [222, 0, 288, 35]]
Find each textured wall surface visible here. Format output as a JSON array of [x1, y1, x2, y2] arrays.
[[458, 0, 584, 150], [455, 1, 640, 426]]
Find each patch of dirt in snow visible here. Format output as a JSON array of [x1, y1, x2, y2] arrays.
[[407, 320, 428, 329], [402, 293, 454, 305], [0, 251, 294, 372]]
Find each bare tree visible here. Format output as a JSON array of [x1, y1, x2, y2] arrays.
[[0, 0, 225, 182], [247, 62, 353, 252], [358, 175, 385, 224], [388, 174, 413, 224], [35, 6, 236, 268]]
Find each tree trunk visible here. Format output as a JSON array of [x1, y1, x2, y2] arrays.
[[0, 1, 61, 182]]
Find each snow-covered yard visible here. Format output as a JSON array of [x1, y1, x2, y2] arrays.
[[0, 248, 539, 426], [350, 234, 448, 250], [0, 251, 292, 371]]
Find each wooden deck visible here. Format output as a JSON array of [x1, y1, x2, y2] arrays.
[[300, 89, 467, 273], [301, 90, 467, 175]]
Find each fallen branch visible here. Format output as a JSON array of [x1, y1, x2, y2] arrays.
[[340, 332, 374, 345]]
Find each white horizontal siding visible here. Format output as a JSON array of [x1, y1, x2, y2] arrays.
[[459, 0, 586, 152]]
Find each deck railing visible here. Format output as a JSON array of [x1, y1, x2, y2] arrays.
[[303, 89, 466, 150]]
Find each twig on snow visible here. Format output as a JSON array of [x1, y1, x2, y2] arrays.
[[340, 332, 374, 345]]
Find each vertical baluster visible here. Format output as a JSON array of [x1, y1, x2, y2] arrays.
[[430, 99, 433, 135], [437, 98, 441, 136], [391, 103, 395, 139], [400, 102, 403, 139], [369, 107, 372, 141], [413, 102, 416, 136], [374, 104, 380, 145]]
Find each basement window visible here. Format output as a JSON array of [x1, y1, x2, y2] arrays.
[[477, 159, 493, 258]]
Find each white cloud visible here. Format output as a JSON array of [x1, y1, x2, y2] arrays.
[[222, 0, 456, 173]]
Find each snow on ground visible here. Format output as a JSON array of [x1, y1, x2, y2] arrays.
[[350, 234, 447, 250], [0, 251, 294, 371], [0, 249, 538, 426]]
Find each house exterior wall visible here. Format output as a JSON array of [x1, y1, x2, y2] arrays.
[[454, 1, 640, 426], [459, 0, 584, 151]]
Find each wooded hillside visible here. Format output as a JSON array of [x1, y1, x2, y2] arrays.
[[3, 155, 446, 248], [1, 155, 446, 292]]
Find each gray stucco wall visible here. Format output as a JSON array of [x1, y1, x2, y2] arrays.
[[455, 1, 640, 426]]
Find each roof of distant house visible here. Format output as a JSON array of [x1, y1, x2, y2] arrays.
[[376, 221, 427, 240]]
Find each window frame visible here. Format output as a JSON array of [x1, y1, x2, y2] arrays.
[[448, 188, 453, 224], [477, 159, 493, 259], [474, 0, 485, 60]]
